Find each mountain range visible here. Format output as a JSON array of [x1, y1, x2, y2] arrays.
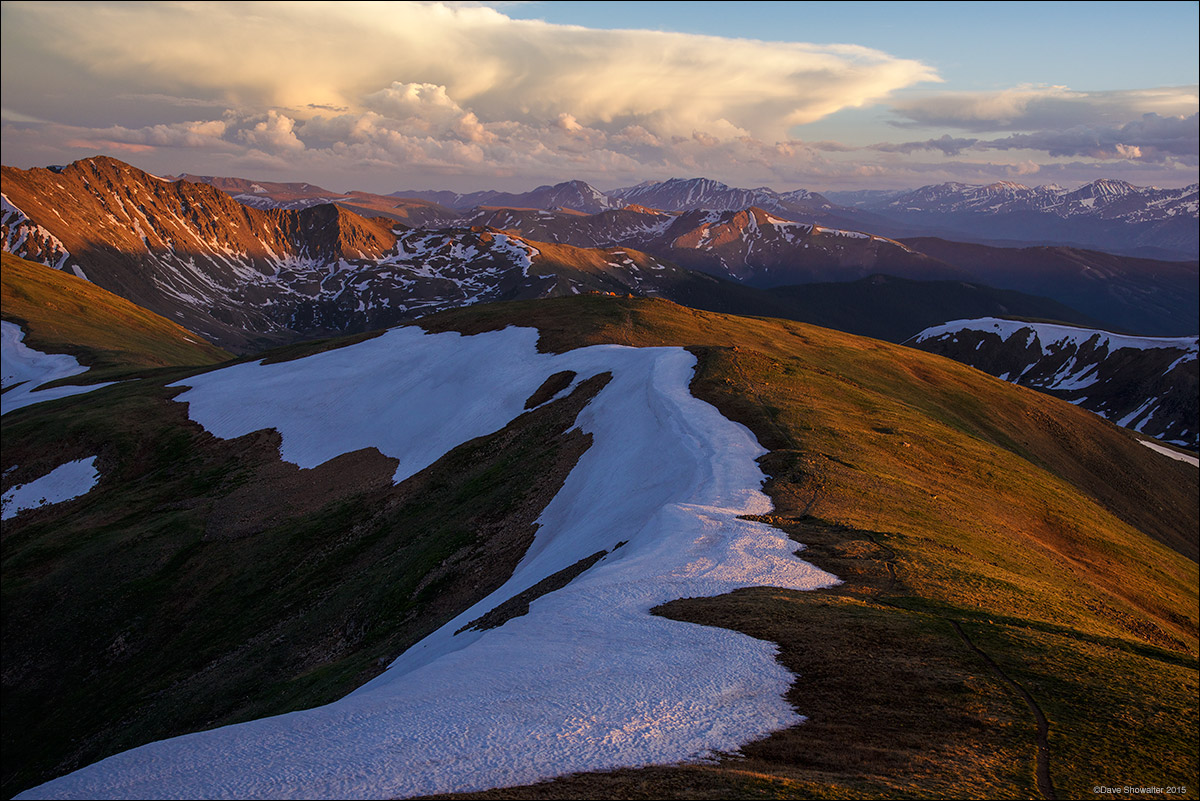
[[390, 175, 1199, 260], [863, 179, 1199, 259], [5, 159, 1196, 349], [3, 159, 752, 352]]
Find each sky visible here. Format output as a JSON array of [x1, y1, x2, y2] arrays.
[[1, 1, 1197, 194]]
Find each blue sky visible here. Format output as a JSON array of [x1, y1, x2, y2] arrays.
[[2, 1, 1196, 193], [505, 2, 1199, 91]]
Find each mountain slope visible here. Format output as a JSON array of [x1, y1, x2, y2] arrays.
[[910, 318, 1199, 449], [469, 204, 962, 287], [4, 296, 1195, 800], [2, 158, 401, 351], [1, 253, 230, 379], [764, 274, 1101, 343], [902, 237, 1200, 336]]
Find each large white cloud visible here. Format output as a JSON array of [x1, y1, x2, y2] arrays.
[[1, 0, 936, 141]]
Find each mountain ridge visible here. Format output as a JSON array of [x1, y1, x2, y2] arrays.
[[1, 159, 749, 352], [4, 295, 1195, 799], [909, 317, 1198, 449]]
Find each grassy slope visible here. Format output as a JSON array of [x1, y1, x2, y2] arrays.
[[1, 253, 231, 380], [2, 295, 1196, 799], [422, 296, 1198, 799]]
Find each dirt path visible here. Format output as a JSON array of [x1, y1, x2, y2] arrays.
[[949, 620, 1056, 800], [861, 531, 1057, 800]]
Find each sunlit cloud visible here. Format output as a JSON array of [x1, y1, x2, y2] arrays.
[[890, 85, 1199, 132], [1, 2, 1194, 192], [1, 1, 938, 141], [870, 135, 980, 156]]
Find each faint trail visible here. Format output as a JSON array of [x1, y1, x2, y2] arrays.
[[860, 531, 1057, 801], [948, 620, 1056, 800], [722, 341, 1056, 799], [726, 347, 794, 451]]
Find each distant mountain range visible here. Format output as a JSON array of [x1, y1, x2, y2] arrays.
[[462, 205, 1197, 335], [391, 175, 1198, 260], [175, 174, 460, 225], [3, 158, 1196, 360], [864, 179, 1199, 260], [182, 170, 1199, 260], [465, 205, 960, 287]]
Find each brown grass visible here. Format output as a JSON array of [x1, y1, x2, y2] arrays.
[[416, 295, 1198, 800]]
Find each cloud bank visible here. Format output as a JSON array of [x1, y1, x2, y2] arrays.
[[1, 2, 1196, 191], [890, 85, 1198, 132], [3, 1, 936, 141]]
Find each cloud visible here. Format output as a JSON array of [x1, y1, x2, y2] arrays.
[[2, 3, 1194, 193], [890, 85, 1198, 132], [10, 102, 1198, 196], [237, 110, 305, 152], [361, 82, 495, 143], [77, 119, 231, 149], [1007, 160, 1041, 176], [1, 1, 937, 141], [871, 134, 980, 156], [979, 113, 1199, 163], [1, 107, 53, 124]]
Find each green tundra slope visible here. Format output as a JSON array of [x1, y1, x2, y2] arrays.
[[2, 253, 231, 380], [2, 296, 1195, 800]]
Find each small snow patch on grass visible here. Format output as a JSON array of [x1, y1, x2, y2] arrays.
[[1, 457, 100, 520]]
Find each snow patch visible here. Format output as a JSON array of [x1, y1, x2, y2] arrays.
[[915, 318, 1197, 360], [1, 322, 114, 415], [1140, 440, 1199, 467], [25, 326, 839, 800], [1, 457, 100, 520]]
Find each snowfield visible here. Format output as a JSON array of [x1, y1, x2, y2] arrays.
[[1, 457, 100, 521], [1, 321, 114, 415], [19, 325, 839, 800]]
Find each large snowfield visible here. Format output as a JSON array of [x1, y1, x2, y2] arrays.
[[1, 321, 113, 415], [19, 325, 839, 800]]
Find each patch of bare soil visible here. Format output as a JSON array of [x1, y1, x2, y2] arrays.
[[203, 436, 398, 540], [525, 370, 577, 409], [458, 547, 611, 633]]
